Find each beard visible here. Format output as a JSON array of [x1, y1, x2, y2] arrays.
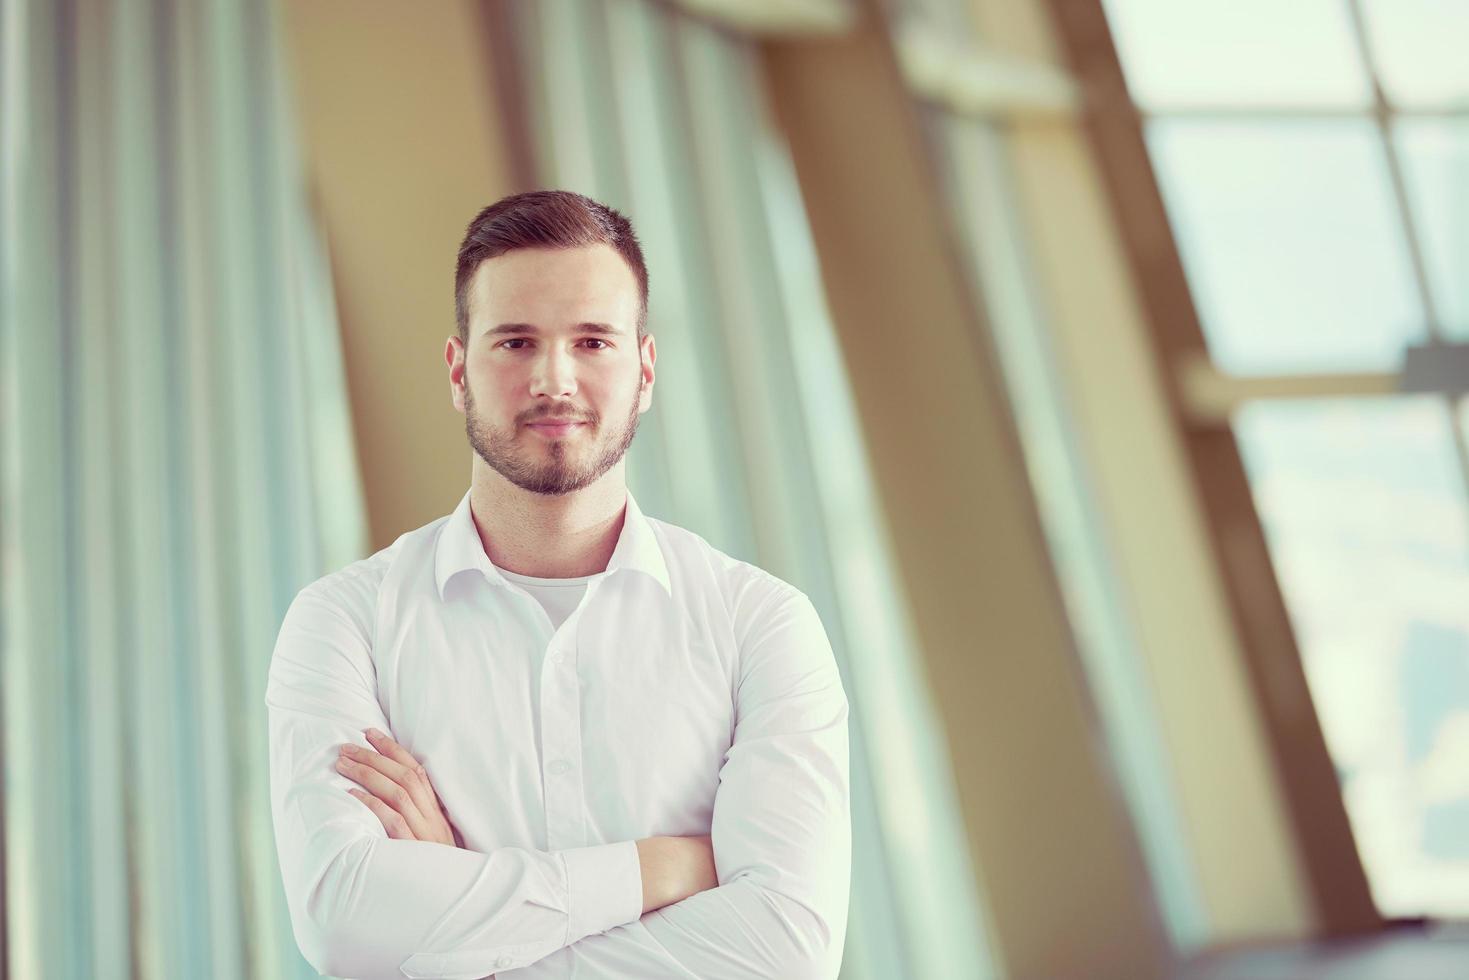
[[464, 376, 643, 496]]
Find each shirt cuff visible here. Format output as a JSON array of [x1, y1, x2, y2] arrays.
[[560, 839, 643, 945]]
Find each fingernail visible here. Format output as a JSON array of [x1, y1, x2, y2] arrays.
[[338, 745, 354, 756], [365, 728, 383, 740]]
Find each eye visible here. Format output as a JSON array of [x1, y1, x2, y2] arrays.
[[582, 338, 610, 350], [499, 338, 531, 350]]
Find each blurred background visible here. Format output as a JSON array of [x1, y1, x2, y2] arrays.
[[3, 0, 1467, 977]]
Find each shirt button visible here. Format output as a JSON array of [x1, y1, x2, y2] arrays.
[[547, 759, 571, 775], [496, 954, 513, 968]]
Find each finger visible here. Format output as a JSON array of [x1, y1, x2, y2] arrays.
[[364, 728, 436, 789], [338, 748, 453, 846], [340, 743, 423, 798], [335, 755, 429, 829], [347, 738, 442, 837], [347, 788, 414, 840], [362, 730, 449, 836]]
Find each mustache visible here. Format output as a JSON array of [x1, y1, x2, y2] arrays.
[[520, 407, 595, 424]]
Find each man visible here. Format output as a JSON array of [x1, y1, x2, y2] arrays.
[[266, 190, 851, 979]]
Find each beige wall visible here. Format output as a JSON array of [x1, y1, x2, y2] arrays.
[[283, 1, 523, 551]]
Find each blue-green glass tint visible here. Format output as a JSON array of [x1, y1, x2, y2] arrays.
[[1235, 396, 1469, 918], [1148, 119, 1426, 375], [1100, 0, 1369, 109], [1360, 0, 1469, 109], [1397, 119, 1469, 338]]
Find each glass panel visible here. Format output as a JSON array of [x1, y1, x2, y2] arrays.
[[1235, 396, 1469, 918], [927, 109, 1209, 952], [1101, 0, 1369, 109], [1397, 119, 1469, 339], [1360, 0, 1469, 108], [1148, 119, 1426, 375]]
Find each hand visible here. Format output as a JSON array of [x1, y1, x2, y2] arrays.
[[336, 727, 464, 848]]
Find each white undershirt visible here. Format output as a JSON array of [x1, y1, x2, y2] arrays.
[[492, 562, 599, 631]]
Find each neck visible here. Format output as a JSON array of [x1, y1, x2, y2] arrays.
[[466, 456, 628, 579]]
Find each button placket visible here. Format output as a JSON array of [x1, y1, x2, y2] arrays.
[[539, 618, 587, 850]]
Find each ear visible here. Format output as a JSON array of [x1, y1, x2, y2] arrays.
[[636, 333, 656, 415], [446, 335, 468, 414]]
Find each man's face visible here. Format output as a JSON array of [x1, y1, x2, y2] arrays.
[[446, 244, 656, 496]]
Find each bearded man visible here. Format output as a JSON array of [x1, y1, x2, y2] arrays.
[[266, 190, 851, 979]]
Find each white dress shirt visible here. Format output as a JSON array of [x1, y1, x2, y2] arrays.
[[265, 489, 851, 980]]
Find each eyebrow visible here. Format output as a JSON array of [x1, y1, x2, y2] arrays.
[[485, 322, 625, 337]]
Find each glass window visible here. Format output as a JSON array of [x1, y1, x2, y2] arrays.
[[1108, 0, 1469, 920], [1147, 119, 1425, 375], [1396, 120, 1469, 338], [1101, 0, 1369, 109], [1360, 0, 1469, 108], [1235, 397, 1469, 917]]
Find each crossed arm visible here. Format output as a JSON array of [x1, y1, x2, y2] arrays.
[[331, 726, 720, 918], [266, 583, 852, 979]]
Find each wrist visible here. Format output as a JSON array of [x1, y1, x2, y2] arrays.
[[635, 835, 716, 913], [635, 837, 671, 913]]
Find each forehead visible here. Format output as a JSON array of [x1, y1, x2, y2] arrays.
[[467, 244, 639, 327]]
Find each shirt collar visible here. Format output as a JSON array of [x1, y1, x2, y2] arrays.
[[434, 488, 672, 600]]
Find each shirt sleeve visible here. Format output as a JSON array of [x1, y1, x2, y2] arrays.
[[266, 581, 644, 980], [500, 586, 853, 980]]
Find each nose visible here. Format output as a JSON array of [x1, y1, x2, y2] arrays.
[[528, 345, 578, 399]]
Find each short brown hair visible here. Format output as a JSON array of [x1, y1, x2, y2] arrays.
[[454, 190, 649, 343]]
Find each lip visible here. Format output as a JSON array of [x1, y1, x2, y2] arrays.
[[525, 420, 586, 437]]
